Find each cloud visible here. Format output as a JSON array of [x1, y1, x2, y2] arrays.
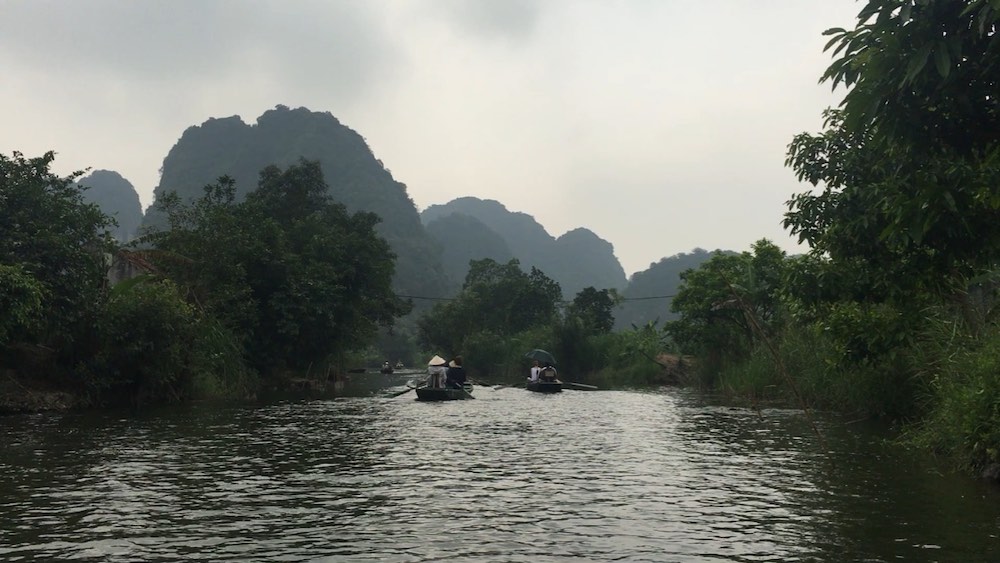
[[427, 0, 543, 42], [0, 1, 398, 102], [0, 0, 861, 276]]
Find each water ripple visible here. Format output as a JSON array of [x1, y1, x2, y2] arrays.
[[2, 389, 999, 561]]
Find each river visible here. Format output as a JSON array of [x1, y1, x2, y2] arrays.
[[2, 384, 999, 562]]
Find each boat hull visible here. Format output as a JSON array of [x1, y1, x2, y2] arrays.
[[415, 384, 473, 401], [526, 380, 563, 393]]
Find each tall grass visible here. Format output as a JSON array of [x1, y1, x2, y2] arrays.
[[904, 318, 1000, 472], [711, 323, 922, 417], [187, 317, 258, 400]]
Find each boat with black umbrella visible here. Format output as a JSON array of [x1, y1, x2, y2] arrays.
[[524, 349, 563, 393]]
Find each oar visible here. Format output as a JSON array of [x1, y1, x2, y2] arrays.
[[566, 382, 598, 391], [387, 382, 425, 398], [468, 377, 501, 390]]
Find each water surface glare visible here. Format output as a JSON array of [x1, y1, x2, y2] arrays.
[[2, 387, 999, 561]]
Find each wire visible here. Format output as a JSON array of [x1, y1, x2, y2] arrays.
[[396, 294, 676, 303]]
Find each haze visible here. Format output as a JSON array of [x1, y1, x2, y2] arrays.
[[0, 0, 861, 276]]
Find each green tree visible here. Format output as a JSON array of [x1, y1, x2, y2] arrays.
[[417, 258, 562, 353], [821, 0, 998, 152], [666, 240, 788, 365], [149, 160, 410, 375], [566, 287, 618, 335], [462, 258, 562, 336], [0, 264, 44, 346], [787, 1, 1000, 299], [0, 151, 115, 360], [146, 177, 258, 337], [91, 279, 199, 405]]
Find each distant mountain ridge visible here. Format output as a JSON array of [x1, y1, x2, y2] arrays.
[[134, 103, 721, 329], [421, 196, 627, 297], [143, 105, 447, 297], [612, 248, 721, 330]]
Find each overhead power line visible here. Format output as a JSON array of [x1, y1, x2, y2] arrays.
[[396, 294, 676, 303]]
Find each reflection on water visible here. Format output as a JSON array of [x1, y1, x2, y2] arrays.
[[2, 388, 999, 562]]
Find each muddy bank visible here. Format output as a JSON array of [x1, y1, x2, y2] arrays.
[[0, 372, 81, 415]]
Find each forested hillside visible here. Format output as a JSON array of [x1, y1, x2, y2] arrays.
[[613, 249, 717, 330], [144, 105, 447, 297]]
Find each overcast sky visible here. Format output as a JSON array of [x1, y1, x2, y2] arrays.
[[1, 0, 861, 277]]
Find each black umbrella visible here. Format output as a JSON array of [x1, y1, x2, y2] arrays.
[[524, 348, 556, 366]]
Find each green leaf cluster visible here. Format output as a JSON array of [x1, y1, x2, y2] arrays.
[[0, 151, 115, 361], [666, 240, 788, 367], [417, 258, 562, 356], [147, 159, 411, 376]]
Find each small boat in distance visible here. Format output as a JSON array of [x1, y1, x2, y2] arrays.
[[527, 365, 562, 393]]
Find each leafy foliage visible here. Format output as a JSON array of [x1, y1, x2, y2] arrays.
[[789, 1, 1000, 299], [417, 258, 562, 356], [786, 110, 1000, 300], [821, 0, 999, 153], [666, 240, 788, 365], [90, 279, 197, 404], [0, 264, 44, 345], [148, 160, 411, 375], [566, 287, 619, 335], [0, 151, 115, 357]]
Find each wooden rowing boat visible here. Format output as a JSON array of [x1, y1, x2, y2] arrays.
[[415, 383, 474, 401], [526, 380, 563, 393]]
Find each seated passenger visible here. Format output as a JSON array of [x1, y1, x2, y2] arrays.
[[445, 356, 467, 389], [528, 360, 541, 382], [540, 365, 557, 382], [427, 364, 447, 388], [427, 355, 448, 387]]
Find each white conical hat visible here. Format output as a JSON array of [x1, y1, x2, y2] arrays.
[[427, 355, 447, 366]]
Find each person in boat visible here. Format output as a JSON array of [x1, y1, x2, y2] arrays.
[[540, 364, 558, 382], [427, 356, 448, 388], [445, 356, 467, 389], [528, 360, 541, 382], [381, 361, 392, 373]]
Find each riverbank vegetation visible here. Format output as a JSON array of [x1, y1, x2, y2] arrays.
[[662, 0, 1000, 476], [3, 0, 997, 479], [414, 258, 684, 387], [1, 155, 407, 409]]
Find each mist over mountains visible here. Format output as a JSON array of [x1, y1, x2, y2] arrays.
[[77, 170, 143, 243], [82, 105, 720, 328], [421, 197, 627, 297]]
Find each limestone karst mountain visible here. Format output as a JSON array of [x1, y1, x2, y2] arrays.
[[420, 196, 627, 298], [143, 105, 447, 297], [77, 170, 143, 243], [424, 212, 514, 290]]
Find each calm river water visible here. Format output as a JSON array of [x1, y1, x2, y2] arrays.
[[2, 384, 999, 562]]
